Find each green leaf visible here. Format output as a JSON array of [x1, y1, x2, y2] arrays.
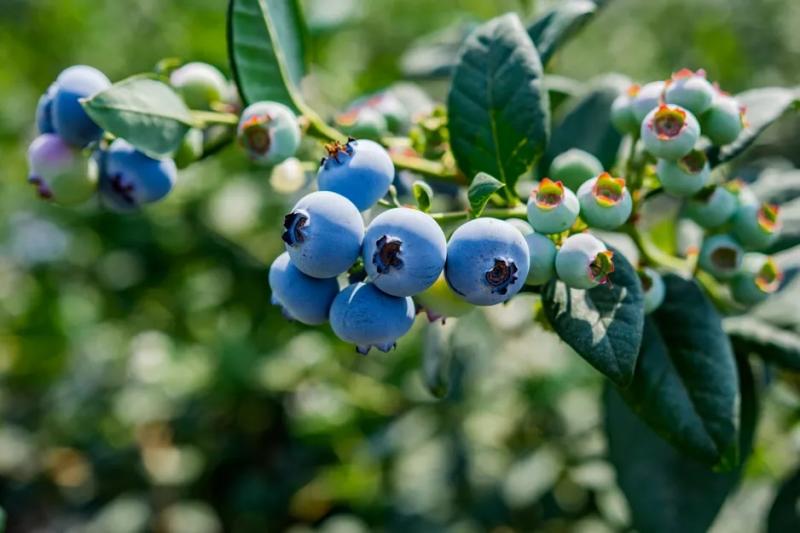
[[768, 467, 800, 532], [527, 0, 598, 65], [447, 13, 549, 190], [422, 321, 455, 399], [543, 75, 584, 113], [725, 316, 800, 371], [227, 0, 308, 110], [81, 76, 194, 159], [412, 180, 434, 212], [619, 275, 740, 468], [707, 86, 799, 167], [467, 173, 505, 216], [605, 351, 757, 533], [541, 246, 643, 388], [543, 75, 628, 172], [753, 271, 800, 330]]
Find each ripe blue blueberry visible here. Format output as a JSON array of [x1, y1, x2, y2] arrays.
[[329, 282, 415, 354], [444, 218, 530, 306], [730, 253, 782, 306], [27, 133, 97, 205], [698, 234, 744, 279], [414, 274, 474, 322], [524, 231, 557, 286], [641, 104, 700, 160], [702, 92, 745, 146], [655, 149, 710, 197], [98, 139, 177, 212], [52, 65, 111, 147], [526, 179, 580, 235], [638, 267, 665, 313], [732, 202, 781, 251], [684, 184, 738, 228], [577, 173, 633, 230], [610, 85, 641, 135], [268, 252, 340, 325], [631, 80, 666, 123], [362, 207, 447, 297], [664, 68, 714, 116], [555, 233, 615, 290], [317, 138, 394, 211], [282, 191, 365, 279], [169, 62, 228, 111], [549, 149, 604, 191], [237, 101, 301, 166], [36, 83, 57, 134]]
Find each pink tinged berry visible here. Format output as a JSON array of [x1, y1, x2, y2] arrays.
[[554, 233, 615, 290], [664, 68, 715, 116], [641, 104, 700, 161]]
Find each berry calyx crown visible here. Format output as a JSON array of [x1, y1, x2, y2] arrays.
[[589, 249, 615, 285], [755, 257, 783, 294], [533, 178, 565, 210], [651, 104, 687, 139], [241, 113, 273, 155], [677, 150, 707, 175], [757, 203, 780, 233], [592, 173, 626, 207]]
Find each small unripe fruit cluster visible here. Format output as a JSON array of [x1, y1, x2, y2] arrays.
[[270, 142, 626, 353]]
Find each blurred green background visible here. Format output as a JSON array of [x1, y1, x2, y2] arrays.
[[1, 0, 800, 531]]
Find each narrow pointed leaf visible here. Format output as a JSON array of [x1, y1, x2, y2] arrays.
[[725, 316, 800, 371], [527, 0, 598, 65]]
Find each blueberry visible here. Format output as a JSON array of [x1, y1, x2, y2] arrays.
[[549, 149, 604, 191], [664, 68, 714, 116], [52, 65, 111, 147], [610, 85, 641, 135], [526, 179, 580, 235], [36, 83, 58, 134], [638, 267, 665, 313], [524, 231, 557, 286], [701, 92, 745, 146], [631, 80, 666, 123], [656, 149, 710, 197], [444, 218, 530, 306], [98, 139, 177, 212], [363, 207, 447, 297], [730, 253, 782, 306], [237, 101, 301, 166], [336, 107, 388, 141], [698, 234, 744, 280], [414, 273, 474, 322], [329, 282, 416, 354], [506, 218, 535, 236], [174, 128, 204, 169], [27, 133, 97, 205], [641, 104, 700, 160], [577, 173, 633, 230], [169, 62, 228, 111], [282, 191, 365, 279], [268, 252, 340, 325], [732, 202, 781, 251], [317, 138, 394, 211], [555, 233, 615, 290], [684, 184, 738, 228]]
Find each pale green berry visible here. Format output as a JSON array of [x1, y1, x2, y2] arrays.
[[684, 184, 737, 228], [549, 148, 604, 191], [638, 267, 665, 313], [641, 104, 700, 161], [664, 68, 714, 116], [631, 80, 666, 123], [702, 92, 745, 146], [656, 149, 710, 197], [730, 253, 782, 306], [173, 128, 204, 169], [525, 232, 557, 286], [555, 233, 615, 290], [577, 173, 633, 230], [698, 234, 744, 280], [170, 62, 228, 111], [610, 85, 641, 134], [526, 178, 580, 235], [732, 202, 781, 251]]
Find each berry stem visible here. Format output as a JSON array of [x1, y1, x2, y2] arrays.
[[391, 153, 464, 183], [191, 110, 240, 126], [623, 224, 689, 272], [429, 205, 527, 224]]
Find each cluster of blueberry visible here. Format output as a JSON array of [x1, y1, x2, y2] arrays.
[[27, 62, 238, 211], [269, 136, 627, 354], [611, 68, 783, 306]]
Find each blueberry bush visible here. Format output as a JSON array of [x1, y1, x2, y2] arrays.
[[4, 0, 800, 531]]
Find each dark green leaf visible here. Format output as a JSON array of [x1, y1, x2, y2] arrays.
[[605, 352, 757, 533], [227, 0, 308, 110], [412, 180, 434, 212], [541, 246, 643, 387], [527, 0, 598, 65], [543, 75, 584, 113], [448, 13, 549, 190], [467, 173, 504, 216], [725, 316, 800, 371], [619, 275, 740, 468], [543, 75, 628, 172], [422, 321, 455, 399], [81, 76, 194, 159], [707, 87, 799, 167], [768, 467, 800, 532]]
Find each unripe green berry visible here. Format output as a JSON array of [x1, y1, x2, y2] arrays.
[[684, 184, 737, 228], [699, 234, 744, 280], [555, 233, 615, 290], [506, 219, 535, 236], [610, 85, 641, 135], [549, 148, 604, 191], [335, 107, 387, 140], [730, 253, 782, 306], [732, 202, 781, 251], [525, 231, 557, 286], [656, 149, 709, 197], [664, 68, 714, 116], [702, 92, 745, 146], [237, 101, 301, 166], [526, 178, 580, 235], [414, 273, 474, 322], [631, 80, 666, 123], [638, 267, 665, 313], [577, 173, 633, 230], [641, 104, 700, 161], [174, 127, 204, 169], [170, 62, 228, 111]]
